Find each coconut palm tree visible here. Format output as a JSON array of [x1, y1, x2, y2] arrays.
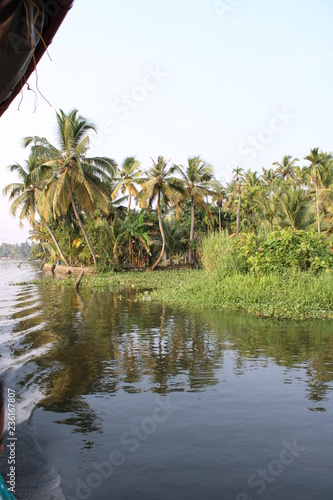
[[242, 169, 260, 186], [173, 156, 217, 261], [260, 167, 276, 185], [3, 154, 69, 265], [139, 156, 184, 270], [212, 185, 226, 232], [273, 155, 298, 180], [278, 187, 312, 230], [111, 156, 142, 211], [232, 166, 243, 237], [256, 191, 281, 229], [24, 109, 117, 266], [304, 148, 325, 234], [293, 165, 309, 192]]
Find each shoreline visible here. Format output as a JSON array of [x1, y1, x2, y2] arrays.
[[43, 264, 97, 275], [23, 268, 333, 322]]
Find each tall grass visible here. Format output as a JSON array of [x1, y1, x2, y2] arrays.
[[201, 231, 247, 275]]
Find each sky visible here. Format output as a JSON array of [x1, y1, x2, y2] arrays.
[[1, 0, 333, 244]]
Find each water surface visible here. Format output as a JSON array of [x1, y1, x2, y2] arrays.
[[0, 261, 332, 499]]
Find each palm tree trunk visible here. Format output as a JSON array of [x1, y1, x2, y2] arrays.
[[151, 190, 165, 271], [129, 236, 133, 264], [315, 181, 320, 234], [189, 196, 195, 263], [236, 184, 241, 237], [127, 192, 131, 212], [68, 232, 71, 266], [206, 194, 209, 236], [40, 215, 69, 266], [70, 193, 97, 266], [218, 207, 221, 233]]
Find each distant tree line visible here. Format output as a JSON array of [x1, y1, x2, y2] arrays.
[[0, 242, 32, 260]]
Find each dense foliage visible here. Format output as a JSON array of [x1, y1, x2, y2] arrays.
[[202, 230, 333, 274], [3, 109, 333, 274]]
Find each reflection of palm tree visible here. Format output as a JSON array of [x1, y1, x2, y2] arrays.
[[13, 282, 333, 429], [25, 109, 117, 266]]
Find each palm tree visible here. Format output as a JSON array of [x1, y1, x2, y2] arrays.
[[139, 156, 184, 270], [111, 156, 142, 211], [293, 165, 309, 192], [3, 154, 69, 265], [173, 156, 217, 262], [260, 167, 276, 185], [212, 185, 226, 232], [242, 169, 260, 186], [278, 187, 312, 230], [113, 212, 151, 266], [304, 148, 325, 234], [232, 166, 243, 237], [273, 155, 298, 180], [24, 109, 117, 266], [256, 191, 281, 229]]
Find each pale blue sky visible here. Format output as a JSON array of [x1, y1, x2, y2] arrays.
[[1, 0, 333, 243]]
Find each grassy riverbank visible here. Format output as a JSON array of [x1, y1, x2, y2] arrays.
[[34, 267, 333, 321]]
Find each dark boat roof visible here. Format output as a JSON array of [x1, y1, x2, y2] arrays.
[[0, 0, 74, 117]]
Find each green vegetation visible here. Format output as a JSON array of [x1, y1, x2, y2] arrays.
[[30, 265, 333, 322], [3, 108, 333, 320], [202, 230, 333, 274], [0, 242, 32, 260], [4, 109, 333, 272]]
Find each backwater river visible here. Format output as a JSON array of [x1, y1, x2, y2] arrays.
[[0, 260, 332, 500]]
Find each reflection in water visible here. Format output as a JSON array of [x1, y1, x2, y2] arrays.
[[1, 263, 333, 500], [5, 283, 333, 433]]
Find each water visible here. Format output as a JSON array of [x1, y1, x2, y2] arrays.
[[0, 260, 332, 500]]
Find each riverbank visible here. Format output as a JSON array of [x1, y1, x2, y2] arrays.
[[32, 268, 333, 321], [43, 264, 96, 275]]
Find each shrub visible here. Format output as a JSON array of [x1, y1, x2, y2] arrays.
[[202, 230, 333, 274]]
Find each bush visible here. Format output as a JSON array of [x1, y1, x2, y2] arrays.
[[202, 230, 333, 274]]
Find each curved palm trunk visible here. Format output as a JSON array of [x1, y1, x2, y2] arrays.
[[218, 206, 221, 233], [127, 192, 132, 212], [151, 190, 165, 271], [70, 193, 97, 266], [236, 183, 241, 237], [40, 215, 69, 266], [189, 196, 195, 263], [315, 180, 320, 234]]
